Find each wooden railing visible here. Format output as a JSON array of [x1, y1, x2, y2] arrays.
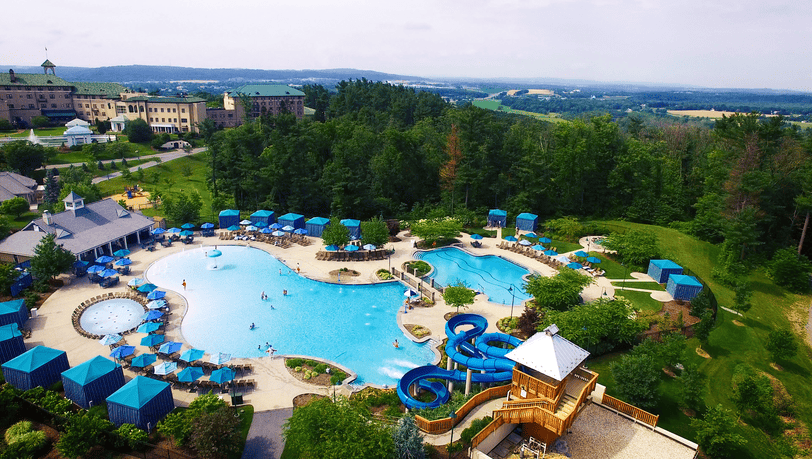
[[493, 406, 564, 434], [470, 415, 506, 449], [562, 369, 599, 430], [602, 394, 659, 428], [414, 384, 511, 434], [512, 369, 562, 400], [501, 397, 554, 410]]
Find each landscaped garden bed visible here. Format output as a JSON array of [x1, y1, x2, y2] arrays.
[[284, 358, 349, 386], [403, 324, 431, 339]]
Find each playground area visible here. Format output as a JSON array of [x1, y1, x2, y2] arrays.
[[109, 186, 154, 211]]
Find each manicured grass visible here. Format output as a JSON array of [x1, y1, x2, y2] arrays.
[[548, 239, 582, 254], [590, 253, 633, 279], [585, 220, 812, 458], [612, 281, 664, 291], [614, 289, 664, 312], [56, 159, 152, 179], [233, 405, 254, 459], [6, 211, 39, 231], [49, 141, 155, 165], [5, 127, 66, 137], [464, 228, 497, 238]]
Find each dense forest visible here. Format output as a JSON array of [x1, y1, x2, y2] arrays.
[[205, 80, 812, 266]]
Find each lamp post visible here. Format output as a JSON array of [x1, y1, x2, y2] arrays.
[[449, 411, 457, 452], [508, 285, 516, 320]]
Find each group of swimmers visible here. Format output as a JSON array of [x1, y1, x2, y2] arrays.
[[257, 342, 277, 356]]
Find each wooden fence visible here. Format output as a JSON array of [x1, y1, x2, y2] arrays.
[[414, 384, 510, 434], [470, 415, 506, 450], [602, 394, 659, 428]]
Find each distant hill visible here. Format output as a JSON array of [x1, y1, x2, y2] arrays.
[[0, 65, 418, 84]]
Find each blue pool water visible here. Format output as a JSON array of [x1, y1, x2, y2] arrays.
[[145, 246, 434, 386], [415, 247, 532, 304], [80, 299, 144, 335]]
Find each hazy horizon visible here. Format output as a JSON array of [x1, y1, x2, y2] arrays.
[[4, 0, 810, 92]]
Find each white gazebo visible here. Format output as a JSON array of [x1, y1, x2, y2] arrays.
[[65, 118, 91, 128], [64, 125, 93, 147], [110, 115, 129, 132]]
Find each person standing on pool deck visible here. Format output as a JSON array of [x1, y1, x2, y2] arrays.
[[182, 279, 186, 290]]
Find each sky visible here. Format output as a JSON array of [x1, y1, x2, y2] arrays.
[[3, 0, 811, 91]]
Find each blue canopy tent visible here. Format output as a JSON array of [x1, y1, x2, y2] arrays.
[[0, 323, 25, 365], [0, 299, 28, 328], [488, 209, 507, 228], [515, 213, 539, 232], [2, 346, 69, 391], [11, 272, 32, 297], [305, 217, 330, 237], [340, 219, 361, 240], [106, 376, 174, 430], [666, 275, 704, 301], [647, 259, 683, 284], [278, 213, 305, 230], [250, 210, 275, 226], [218, 209, 240, 229], [61, 356, 125, 409]]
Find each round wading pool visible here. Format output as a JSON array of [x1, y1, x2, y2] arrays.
[[79, 298, 145, 335]]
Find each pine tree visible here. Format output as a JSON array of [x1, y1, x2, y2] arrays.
[[392, 415, 426, 459], [44, 168, 60, 204]]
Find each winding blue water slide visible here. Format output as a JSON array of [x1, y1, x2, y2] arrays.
[[397, 313, 522, 409]]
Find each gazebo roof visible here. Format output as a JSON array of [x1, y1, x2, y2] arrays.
[[61, 356, 120, 385], [0, 323, 22, 342], [307, 217, 330, 225], [0, 299, 25, 316], [2, 346, 65, 372], [106, 376, 169, 409], [505, 325, 589, 381], [668, 274, 702, 287], [650, 259, 682, 269]]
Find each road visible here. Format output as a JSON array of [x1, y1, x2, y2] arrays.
[[42, 147, 207, 184]]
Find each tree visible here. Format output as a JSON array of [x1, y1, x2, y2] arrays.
[[322, 217, 350, 247], [0, 263, 18, 296], [409, 218, 462, 246], [31, 115, 49, 128], [95, 119, 108, 134], [0, 197, 29, 218], [283, 397, 395, 459], [545, 217, 584, 242], [768, 247, 812, 293], [189, 406, 242, 459], [162, 191, 203, 225], [392, 415, 426, 459], [610, 352, 660, 409], [524, 269, 593, 312], [690, 404, 746, 458], [30, 234, 75, 281], [124, 118, 153, 143], [601, 230, 659, 269], [56, 412, 114, 458], [43, 169, 60, 205], [0, 119, 13, 132], [443, 284, 476, 313], [731, 282, 752, 315], [680, 363, 705, 412], [2, 141, 46, 177], [731, 371, 772, 417], [765, 328, 799, 363], [158, 393, 228, 447], [360, 217, 389, 247], [440, 124, 462, 214], [693, 310, 714, 347]]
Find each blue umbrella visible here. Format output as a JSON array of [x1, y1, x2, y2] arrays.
[[282, 225, 295, 232], [73, 260, 89, 268], [180, 230, 194, 237], [177, 366, 204, 382], [255, 221, 269, 228], [114, 258, 132, 266], [201, 223, 215, 229], [128, 278, 146, 287], [131, 353, 157, 368], [227, 225, 241, 231], [470, 234, 483, 240], [167, 227, 181, 234], [95, 255, 114, 264], [260, 228, 272, 234], [99, 334, 122, 346], [574, 250, 588, 258], [362, 244, 376, 250], [344, 244, 359, 252], [404, 289, 419, 298], [179, 348, 205, 363], [240, 219, 252, 225], [566, 262, 584, 270], [325, 245, 339, 251], [586, 256, 602, 264], [294, 228, 308, 235], [210, 367, 235, 384], [245, 226, 257, 232], [209, 352, 231, 365], [110, 345, 135, 359], [504, 236, 518, 242], [101, 269, 119, 278], [532, 244, 546, 251], [539, 237, 552, 244], [141, 310, 164, 321], [146, 290, 166, 300], [87, 265, 105, 274], [147, 299, 167, 309], [543, 249, 558, 256], [181, 223, 195, 229], [270, 223, 283, 230], [518, 239, 532, 246], [158, 341, 183, 354], [140, 334, 164, 347], [154, 361, 177, 375], [272, 231, 285, 237], [137, 283, 157, 293], [525, 232, 537, 238], [152, 228, 166, 235], [113, 249, 131, 257], [137, 322, 161, 334], [208, 249, 222, 258]]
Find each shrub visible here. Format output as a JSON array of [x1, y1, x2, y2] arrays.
[[286, 358, 304, 368], [768, 247, 812, 293], [304, 359, 319, 367], [313, 363, 328, 374], [4, 421, 47, 458], [24, 291, 39, 309], [115, 424, 148, 451], [330, 370, 347, 385], [460, 416, 493, 445], [294, 366, 302, 372]]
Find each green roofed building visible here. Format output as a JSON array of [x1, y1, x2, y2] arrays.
[[224, 84, 305, 119]]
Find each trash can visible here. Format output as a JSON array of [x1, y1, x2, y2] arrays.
[[231, 394, 243, 406]]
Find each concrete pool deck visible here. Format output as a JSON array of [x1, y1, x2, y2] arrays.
[[29, 230, 615, 413]]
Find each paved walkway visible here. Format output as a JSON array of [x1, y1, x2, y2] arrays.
[[423, 398, 504, 445], [242, 408, 292, 459]]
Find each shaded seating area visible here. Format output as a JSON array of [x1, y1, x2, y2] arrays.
[[2, 346, 70, 391], [218, 209, 241, 229], [666, 274, 703, 301], [61, 356, 125, 409], [106, 376, 174, 430], [0, 299, 28, 328], [278, 213, 305, 231], [488, 209, 507, 228], [340, 219, 361, 240], [315, 248, 391, 262], [305, 217, 330, 237], [647, 259, 683, 283], [0, 323, 25, 365]]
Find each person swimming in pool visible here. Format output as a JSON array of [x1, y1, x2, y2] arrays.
[[249, 323, 255, 330], [393, 339, 399, 348]]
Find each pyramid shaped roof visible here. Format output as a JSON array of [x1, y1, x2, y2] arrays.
[[2, 346, 66, 372], [61, 356, 120, 385], [0, 299, 25, 316], [0, 323, 22, 342], [505, 325, 589, 381], [106, 376, 169, 409]]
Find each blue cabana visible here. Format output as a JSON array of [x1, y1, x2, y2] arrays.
[[218, 209, 240, 229], [515, 213, 539, 232], [250, 210, 275, 226], [0, 324, 25, 365], [62, 356, 125, 409], [488, 209, 507, 228], [278, 213, 305, 230], [340, 219, 361, 240], [106, 376, 174, 431], [0, 299, 28, 328], [2, 346, 69, 391], [666, 274, 704, 301], [306, 217, 330, 237], [647, 259, 683, 284]]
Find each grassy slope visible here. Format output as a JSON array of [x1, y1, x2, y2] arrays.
[[589, 221, 812, 457]]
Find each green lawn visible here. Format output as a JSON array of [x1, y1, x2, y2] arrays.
[[233, 405, 254, 459], [590, 253, 633, 279], [6, 211, 39, 231], [612, 281, 665, 291], [49, 141, 155, 165], [5, 127, 66, 137], [586, 221, 812, 458], [614, 289, 664, 312], [56, 159, 152, 178]]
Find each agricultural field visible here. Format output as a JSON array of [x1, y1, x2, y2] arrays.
[[506, 88, 555, 96], [472, 99, 564, 123]]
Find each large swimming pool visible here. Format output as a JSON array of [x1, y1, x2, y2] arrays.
[[415, 247, 532, 304], [145, 246, 434, 386]]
